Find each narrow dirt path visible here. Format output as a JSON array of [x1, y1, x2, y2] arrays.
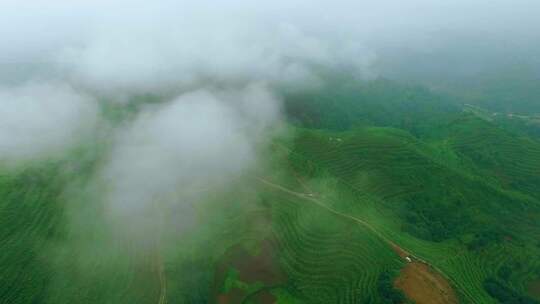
[[154, 205, 167, 304], [256, 177, 475, 304], [256, 177, 410, 256], [156, 249, 167, 304]]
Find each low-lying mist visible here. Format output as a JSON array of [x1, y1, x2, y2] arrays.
[[0, 0, 381, 248], [0, 83, 98, 164], [99, 85, 280, 239], [1, 1, 540, 298]]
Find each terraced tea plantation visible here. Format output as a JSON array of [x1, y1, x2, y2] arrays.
[[2, 80, 540, 304], [283, 116, 540, 304], [268, 189, 403, 303]]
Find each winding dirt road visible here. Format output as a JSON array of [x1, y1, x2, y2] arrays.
[[256, 177, 410, 256], [156, 250, 167, 304], [256, 177, 471, 304]]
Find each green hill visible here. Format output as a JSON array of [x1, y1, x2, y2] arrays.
[[1, 78, 540, 304], [284, 116, 540, 303]]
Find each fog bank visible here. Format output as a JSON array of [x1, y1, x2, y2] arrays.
[[0, 83, 98, 164], [100, 85, 280, 235], [1, 0, 539, 243]]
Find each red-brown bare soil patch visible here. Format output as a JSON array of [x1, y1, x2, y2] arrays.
[[528, 279, 540, 300], [250, 290, 277, 304], [395, 262, 458, 304], [213, 238, 285, 304], [217, 288, 246, 304]]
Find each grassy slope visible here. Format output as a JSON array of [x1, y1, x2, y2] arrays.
[[286, 120, 540, 303], [0, 153, 167, 304], [263, 187, 403, 303], [2, 78, 540, 304], [0, 165, 65, 304], [445, 114, 540, 200]]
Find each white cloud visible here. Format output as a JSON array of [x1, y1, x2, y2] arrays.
[[0, 83, 98, 163], [99, 85, 280, 233]]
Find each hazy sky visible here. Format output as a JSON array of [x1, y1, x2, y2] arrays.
[[2, 0, 540, 87], [2, 0, 539, 176]]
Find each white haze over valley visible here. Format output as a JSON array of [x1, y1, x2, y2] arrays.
[[0, 83, 98, 163], [1, 0, 539, 238], [101, 85, 280, 236]]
